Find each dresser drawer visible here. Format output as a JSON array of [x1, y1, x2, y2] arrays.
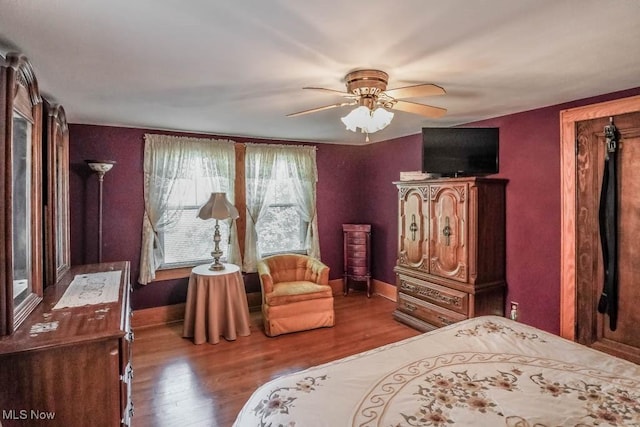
[[347, 242, 367, 252], [347, 236, 368, 245], [347, 249, 367, 258], [347, 266, 369, 277], [397, 293, 466, 328], [346, 230, 368, 240], [347, 256, 367, 266], [397, 274, 468, 315]]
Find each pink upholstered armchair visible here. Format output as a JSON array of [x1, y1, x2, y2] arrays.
[[258, 254, 334, 337]]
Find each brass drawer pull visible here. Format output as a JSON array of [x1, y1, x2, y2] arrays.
[[400, 282, 417, 293], [403, 302, 418, 312], [438, 316, 454, 326]]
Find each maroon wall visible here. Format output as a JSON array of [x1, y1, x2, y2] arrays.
[[357, 134, 422, 283], [70, 87, 640, 329], [69, 126, 365, 310], [360, 87, 640, 334]]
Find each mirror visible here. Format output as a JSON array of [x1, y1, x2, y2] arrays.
[[12, 113, 32, 308], [1, 53, 43, 335], [45, 104, 71, 286]]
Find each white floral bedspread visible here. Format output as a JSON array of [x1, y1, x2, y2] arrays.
[[233, 316, 640, 426]]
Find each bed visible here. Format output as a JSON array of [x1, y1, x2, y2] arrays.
[[233, 316, 640, 426]]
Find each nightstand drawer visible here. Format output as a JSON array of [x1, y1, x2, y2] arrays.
[[397, 274, 468, 315], [397, 293, 466, 328]]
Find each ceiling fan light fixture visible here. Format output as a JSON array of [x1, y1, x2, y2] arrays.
[[370, 107, 394, 131], [341, 106, 394, 134], [341, 105, 370, 132]]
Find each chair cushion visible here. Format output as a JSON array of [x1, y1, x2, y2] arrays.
[[264, 255, 327, 285], [265, 281, 333, 306]]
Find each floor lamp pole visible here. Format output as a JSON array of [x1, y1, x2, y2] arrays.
[[86, 160, 116, 263]]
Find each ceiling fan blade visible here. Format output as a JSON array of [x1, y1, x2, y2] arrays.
[[302, 87, 357, 98], [287, 102, 354, 117], [392, 100, 447, 118], [384, 84, 446, 100]]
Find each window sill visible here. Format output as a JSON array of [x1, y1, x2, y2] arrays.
[[151, 261, 235, 282], [152, 267, 193, 282]]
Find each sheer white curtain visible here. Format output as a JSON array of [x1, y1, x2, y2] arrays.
[[243, 143, 319, 272], [138, 134, 238, 285], [243, 144, 277, 272], [286, 146, 320, 259]]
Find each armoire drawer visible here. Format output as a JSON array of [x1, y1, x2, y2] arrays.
[[397, 274, 468, 315], [397, 293, 467, 328]]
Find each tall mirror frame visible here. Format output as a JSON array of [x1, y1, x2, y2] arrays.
[[0, 53, 44, 336], [45, 103, 71, 286]]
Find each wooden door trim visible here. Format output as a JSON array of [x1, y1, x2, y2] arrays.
[[560, 95, 640, 340]]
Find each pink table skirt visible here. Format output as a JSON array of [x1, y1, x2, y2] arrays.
[[182, 265, 251, 344]]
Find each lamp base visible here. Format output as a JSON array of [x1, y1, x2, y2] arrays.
[[209, 260, 225, 271]]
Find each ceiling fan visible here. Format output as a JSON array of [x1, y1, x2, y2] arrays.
[[287, 69, 447, 138]]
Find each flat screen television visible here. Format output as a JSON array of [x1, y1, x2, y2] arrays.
[[421, 127, 499, 177]]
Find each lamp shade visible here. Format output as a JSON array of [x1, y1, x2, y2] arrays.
[[85, 159, 116, 174], [369, 107, 394, 132], [340, 106, 394, 134], [197, 192, 239, 220], [341, 106, 371, 132]]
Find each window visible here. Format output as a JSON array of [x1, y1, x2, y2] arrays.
[[244, 143, 319, 272], [256, 159, 307, 256], [159, 173, 232, 268], [139, 135, 237, 284], [139, 137, 320, 282]]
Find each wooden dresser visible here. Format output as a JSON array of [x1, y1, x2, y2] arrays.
[[393, 178, 506, 331], [0, 261, 133, 427], [343, 224, 372, 297]]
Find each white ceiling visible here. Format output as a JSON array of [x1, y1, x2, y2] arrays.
[[1, 0, 639, 144]]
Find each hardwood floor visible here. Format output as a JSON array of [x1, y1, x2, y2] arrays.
[[132, 293, 420, 427]]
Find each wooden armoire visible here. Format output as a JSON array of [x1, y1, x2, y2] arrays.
[[393, 177, 507, 331]]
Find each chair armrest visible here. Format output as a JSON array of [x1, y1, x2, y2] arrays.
[[257, 261, 274, 294], [307, 258, 330, 286]]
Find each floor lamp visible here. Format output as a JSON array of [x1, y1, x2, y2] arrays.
[[86, 160, 116, 263]]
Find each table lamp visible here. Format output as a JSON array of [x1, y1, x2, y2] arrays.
[[197, 192, 239, 271]]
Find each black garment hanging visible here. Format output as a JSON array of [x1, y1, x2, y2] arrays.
[[597, 118, 619, 331]]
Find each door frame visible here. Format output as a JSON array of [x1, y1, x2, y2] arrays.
[[559, 94, 640, 340]]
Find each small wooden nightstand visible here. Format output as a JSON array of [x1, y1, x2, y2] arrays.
[[342, 224, 372, 297]]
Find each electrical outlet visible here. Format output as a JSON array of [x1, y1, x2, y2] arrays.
[[509, 301, 519, 321]]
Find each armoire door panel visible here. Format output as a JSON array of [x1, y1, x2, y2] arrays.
[[398, 187, 429, 271], [429, 184, 468, 282]]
